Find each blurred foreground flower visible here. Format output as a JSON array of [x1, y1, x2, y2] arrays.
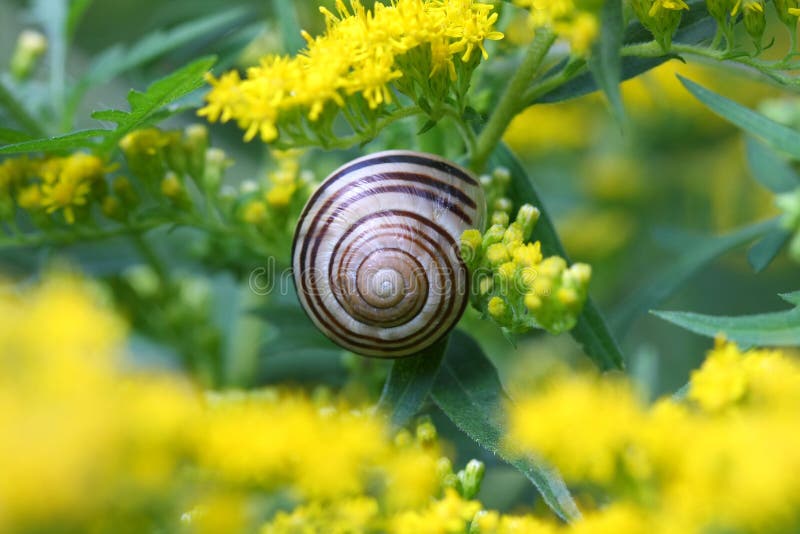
[[0, 273, 496, 533], [507, 338, 800, 533]]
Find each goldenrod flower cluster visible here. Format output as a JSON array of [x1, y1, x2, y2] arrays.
[[461, 204, 592, 335], [0, 152, 108, 224], [199, 0, 503, 144], [513, 0, 603, 55], [118, 125, 228, 205], [777, 186, 800, 262], [506, 338, 800, 533]]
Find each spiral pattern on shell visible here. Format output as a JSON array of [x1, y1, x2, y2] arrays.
[[292, 150, 485, 358]]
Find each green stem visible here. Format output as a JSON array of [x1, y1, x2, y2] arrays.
[[622, 41, 800, 86], [278, 106, 424, 151], [471, 29, 556, 173], [442, 106, 478, 156], [224, 284, 265, 387], [0, 220, 166, 249], [131, 233, 169, 285]]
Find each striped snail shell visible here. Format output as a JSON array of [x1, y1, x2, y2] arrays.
[[292, 150, 485, 358]]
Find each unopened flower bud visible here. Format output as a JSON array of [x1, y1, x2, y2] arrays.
[[516, 204, 540, 239], [184, 124, 209, 179], [460, 229, 483, 269], [488, 296, 511, 324], [203, 148, 231, 192], [11, 30, 47, 80], [742, 0, 766, 44], [457, 459, 486, 499]]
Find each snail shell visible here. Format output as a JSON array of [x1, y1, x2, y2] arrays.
[[292, 150, 485, 358]]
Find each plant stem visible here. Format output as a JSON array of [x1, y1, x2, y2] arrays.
[[622, 41, 800, 86], [470, 29, 556, 173]]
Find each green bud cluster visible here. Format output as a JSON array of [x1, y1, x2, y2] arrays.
[[439, 457, 486, 499], [461, 204, 592, 336], [119, 125, 228, 205]]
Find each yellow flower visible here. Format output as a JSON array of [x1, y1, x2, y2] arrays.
[[38, 153, 106, 224]]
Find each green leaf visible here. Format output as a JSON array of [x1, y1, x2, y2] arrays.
[[0, 80, 46, 136], [0, 129, 108, 155], [745, 137, 800, 194], [97, 56, 216, 151], [377, 337, 448, 428], [748, 228, 792, 273], [431, 330, 581, 522], [588, 0, 625, 125], [272, 0, 305, 54], [654, 291, 800, 346], [490, 143, 625, 371], [612, 219, 777, 335], [680, 76, 800, 160]]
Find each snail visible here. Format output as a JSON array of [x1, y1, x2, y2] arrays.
[[292, 150, 486, 358]]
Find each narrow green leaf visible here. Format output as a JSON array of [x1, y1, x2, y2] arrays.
[[0, 80, 46, 136], [91, 110, 129, 123], [588, 0, 625, 124], [0, 129, 108, 155], [272, 0, 306, 53], [97, 56, 216, 150], [612, 219, 777, 335], [491, 143, 625, 370], [432, 330, 581, 522], [0, 128, 34, 144], [654, 292, 800, 346], [748, 228, 792, 273], [745, 137, 800, 194], [680, 76, 800, 159], [377, 336, 448, 428], [781, 291, 800, 305]]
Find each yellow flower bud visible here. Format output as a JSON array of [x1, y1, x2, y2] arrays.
[[524, 292, 542, 311], [557, 287, 579, 306], [242, 200, 268, 224], [539, 256, 567, 278], [460, 229, 483, 267], [497, 262, 517, 284], [503, 225, 524, 247], [160, 173, 183, 198], [485, 243, 510, 266], [512, 242, 543, 267], [488, 296, 511, 324], [491, 211, 509, 227], [532, 277, 552, 296]]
